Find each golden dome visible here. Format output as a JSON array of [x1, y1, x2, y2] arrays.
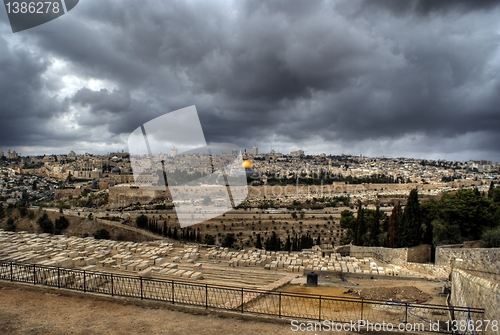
[[242, 160, 254, 169]]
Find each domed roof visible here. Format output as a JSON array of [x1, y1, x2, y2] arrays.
[[242, 160, 254, 169]]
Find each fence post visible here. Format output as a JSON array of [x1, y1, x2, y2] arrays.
[[405, 303, 408, 324], [319, 296, 322, 321], [279, 292, 282, 318], [10, 262, 13, 282], [241, 288, 244, 313], [171, 280, 175, 304], [83, 270, 86, 292], [57, 267, 60, 288], [361, 299, 364, 320], [111, 274, 114, 296], [140, 277, 143, 300], [205, 284, 208, 309], [33, 264, 36, 285]]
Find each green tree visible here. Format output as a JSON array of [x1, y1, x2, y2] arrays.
[[354, 201, 367, 245], [387, 201, 402, 248], [5, 217, 15, 231], [17, 203, 28, 217], [222, 233, 235, 248], [265, 231, 281, 251], [255, 234, 263, 249], [491, 187, 500, 204], [481, 227, 500, 248], [432, 219, 461, 246], [340, 209, 356, 244], [488, 181, 495, 199], [439, 189, 495, 241], [93, 229, 111, 240], [420, 200, 438, 245], [204, 234, 215, 245], [54, 216, 70, 235], [136, 214, 148, 229], [37, 213, 53, 234], [283, 235, 291, 251], [397, 189, 423, 247]]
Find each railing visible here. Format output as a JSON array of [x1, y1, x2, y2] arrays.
[[0, 260, 485, 334]]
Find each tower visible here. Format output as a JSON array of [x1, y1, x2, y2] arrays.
[[252, 146, 258, 156]]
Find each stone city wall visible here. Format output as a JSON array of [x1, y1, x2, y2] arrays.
[[108, 186, 168, 208]]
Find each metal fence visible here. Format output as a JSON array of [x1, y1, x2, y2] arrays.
[[0, 260, 484, 334]]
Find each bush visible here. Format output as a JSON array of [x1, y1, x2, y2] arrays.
[[204, 234, 215, 245], [5, 217, 16, 232], [54, 216, 70, 234], [136, 214, 148, 229], [36, 213, 53, 234], [93, 229, 111, 240], [481, 227, 500, 248]]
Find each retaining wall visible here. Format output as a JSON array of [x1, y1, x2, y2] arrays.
[[436, 247, 500, 275], [451, 269, 500, 335]]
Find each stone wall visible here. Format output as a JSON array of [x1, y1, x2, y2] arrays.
[[349, 245, 408, 264], [108, 186, 169, 208], [436, 247, 500, 274], [407, 244, 432, 263], [350, 245, 448, 278], [451, 269, 500, 335], [404, 262, 449, 278], [54, 188, 86, 199]]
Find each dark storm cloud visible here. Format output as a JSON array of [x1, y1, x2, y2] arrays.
[[362, 0, 500, 15], [1, 0, 500, 160], [0, 32, 73, 148]]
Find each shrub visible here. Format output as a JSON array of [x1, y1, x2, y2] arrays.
[[481, 227, 500, 248], [93, 229, 111, 240], [37, 213, 53, 234], [5, 217, 16, 232], [136, 214, 148, 229], [54, 216, 70, 234]]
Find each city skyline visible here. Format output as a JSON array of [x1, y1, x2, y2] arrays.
[[1, 0, 500, 161]]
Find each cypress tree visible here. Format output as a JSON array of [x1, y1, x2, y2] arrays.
[[388, 201, 402, 248], [284, 235, 291, 251], [369, 205, 381, 246], [255, 234, 263, 249], [355, 201, 366, 245], [488, 181, 495, 198], [398, 189, 423, 247]]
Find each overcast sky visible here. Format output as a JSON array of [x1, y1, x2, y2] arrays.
[[1, 0, 500, 161]]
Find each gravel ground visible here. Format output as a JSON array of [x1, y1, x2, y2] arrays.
[[0, 283, 338, 335]]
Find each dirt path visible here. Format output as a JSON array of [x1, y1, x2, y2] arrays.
[[0, 283, 308, 335]]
